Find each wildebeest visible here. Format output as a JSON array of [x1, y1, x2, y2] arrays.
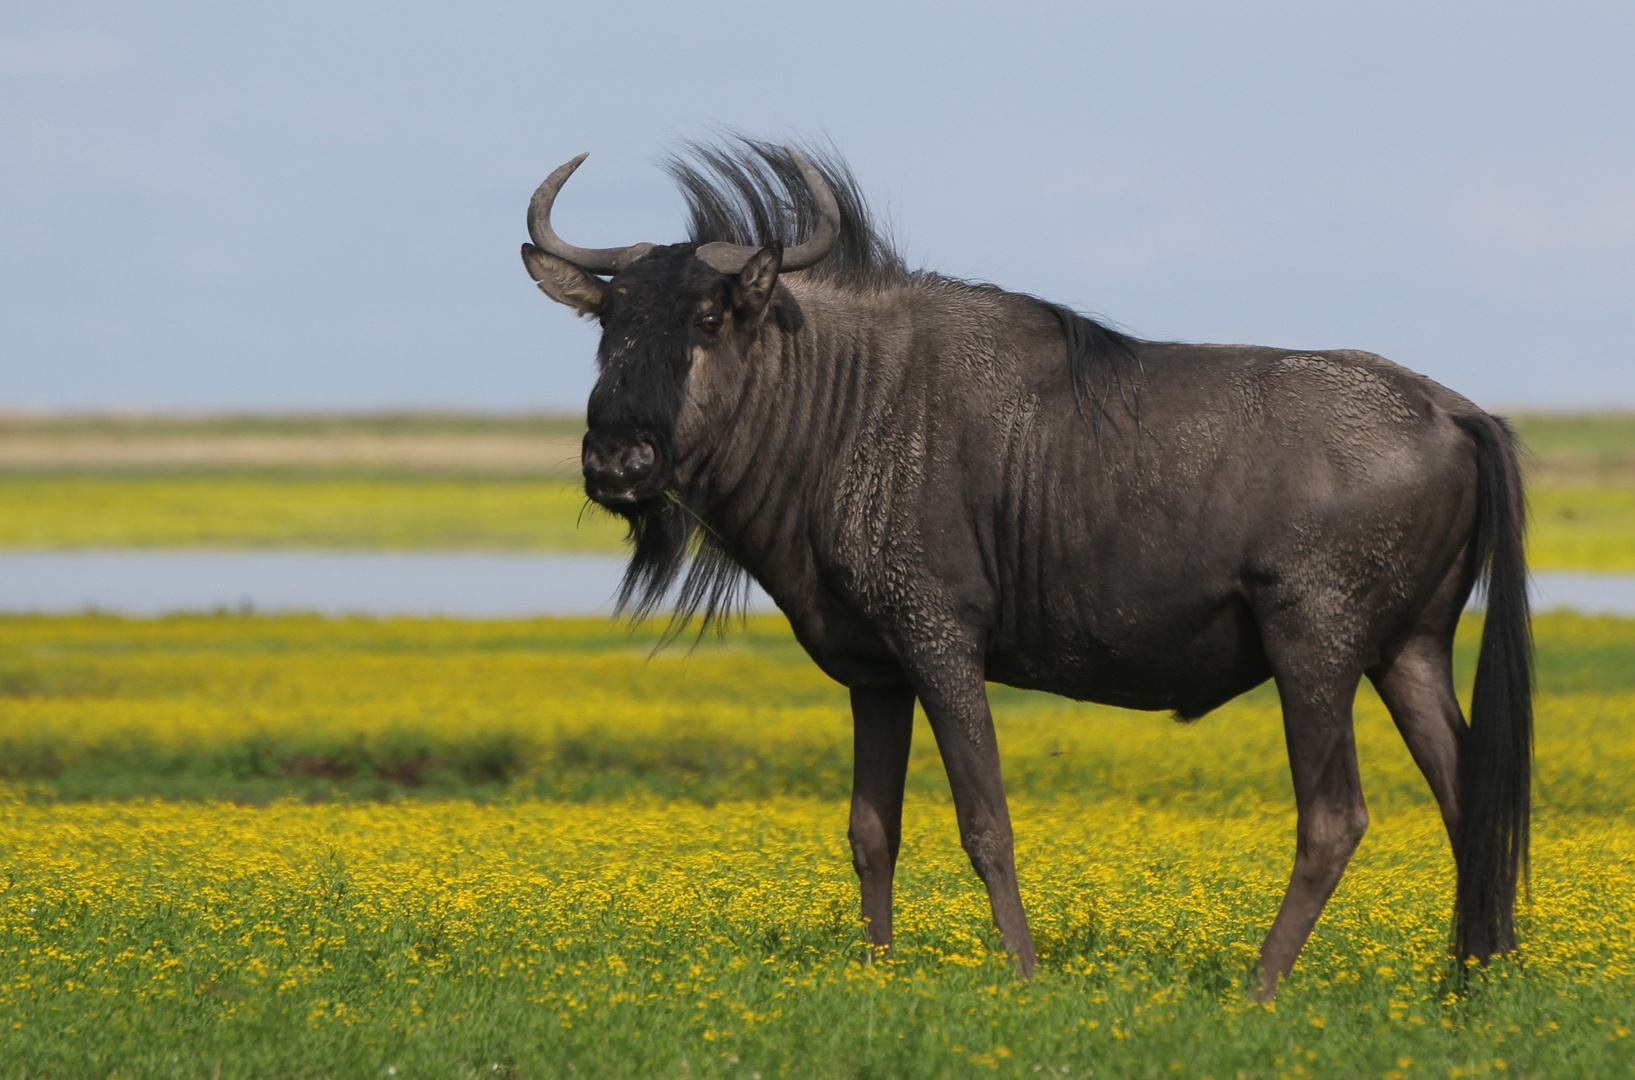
[[520, 138, 1531, 998]]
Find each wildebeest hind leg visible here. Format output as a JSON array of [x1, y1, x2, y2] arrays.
[[1368, 638, 1463, 847], [1254, 643, 1370, 1000], [849, 686, 915, 959], [916, 663, 1038, 976]]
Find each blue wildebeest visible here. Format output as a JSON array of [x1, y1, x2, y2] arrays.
[[519, 138, 1530, 998]]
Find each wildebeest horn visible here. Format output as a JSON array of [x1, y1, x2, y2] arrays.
[[527, 154, 655, 275], [694, 147, 841, 274]]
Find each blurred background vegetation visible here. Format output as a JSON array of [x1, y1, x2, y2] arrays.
[[0, 410, 1630, 566], [0, 411, 622, 550]]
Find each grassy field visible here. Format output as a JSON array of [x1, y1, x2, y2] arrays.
[[1526, 487, 1635, 572], [0, 475, 625, 552], [2, 611, 1633, 808], [2, 612, 1633, 1076], [1, 412, 1632, 568], [1510, 413, 1635, 484]]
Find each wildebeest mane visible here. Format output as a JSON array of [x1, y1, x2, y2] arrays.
[[667, 135, 1142, 431], [1037, 299, 1145, 440], [669, 135, 1144, 433], [664, 136, 910, 290]]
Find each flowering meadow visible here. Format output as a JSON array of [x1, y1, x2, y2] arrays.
[[1, 612, 1633, 1077]]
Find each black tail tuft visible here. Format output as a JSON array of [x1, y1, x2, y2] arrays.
[[1451, 413, 1533, 961]]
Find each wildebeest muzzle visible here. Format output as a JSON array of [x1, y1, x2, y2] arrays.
[[582, 432, 665, 508]]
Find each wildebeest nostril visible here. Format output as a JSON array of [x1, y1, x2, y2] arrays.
[[585, 447, 614, 480], [620, 443, 656, 476]]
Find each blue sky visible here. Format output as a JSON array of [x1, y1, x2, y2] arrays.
[[3, 1, 1632, 412]]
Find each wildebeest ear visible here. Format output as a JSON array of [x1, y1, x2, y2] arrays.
[[521, 243, 606, 316], [731, 243, 782, 323]]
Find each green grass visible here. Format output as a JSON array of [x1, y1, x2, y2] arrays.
[[1510, 411, 1635, 477], [0, 474, 625, 551], [10, 795, 1631, 1080], [1, 613, 1633, 1077], [1530, 486, 1635, 571]]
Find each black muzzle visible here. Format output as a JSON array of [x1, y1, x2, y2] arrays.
[[582, 432, 665, 507]]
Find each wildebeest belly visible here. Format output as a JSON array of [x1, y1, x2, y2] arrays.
[[983, 578, 1273, 718]]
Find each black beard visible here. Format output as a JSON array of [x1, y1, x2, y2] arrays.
[[612, 491, 748, 640]]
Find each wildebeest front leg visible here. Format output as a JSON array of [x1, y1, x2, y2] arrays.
[[849, 685, 915, 958], [917, 666, 1037, 976]]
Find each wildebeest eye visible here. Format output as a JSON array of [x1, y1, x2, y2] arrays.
[[697, 313, 723, 335]]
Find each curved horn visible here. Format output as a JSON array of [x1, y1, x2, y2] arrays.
[[527, 154, 654, 275], [695, 147, 841, 274]]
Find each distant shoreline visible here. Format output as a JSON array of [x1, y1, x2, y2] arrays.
[[4, 409, 1629, 482], [0, 411, 586, 474]]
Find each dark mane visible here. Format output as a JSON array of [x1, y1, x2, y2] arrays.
[[664, 136, 910, 290], [667, 137, 1141, 421], [1036, 298, 1145, 439]]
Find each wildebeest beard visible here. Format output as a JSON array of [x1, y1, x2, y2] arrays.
[[611, 488, 747, 636]]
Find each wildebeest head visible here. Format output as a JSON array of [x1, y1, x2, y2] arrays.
[[521, 150, 839, 512], [521, 144, 849, 625]]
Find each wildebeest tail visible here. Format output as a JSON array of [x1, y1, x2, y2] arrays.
[[1451, 412, 1533, 962]]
